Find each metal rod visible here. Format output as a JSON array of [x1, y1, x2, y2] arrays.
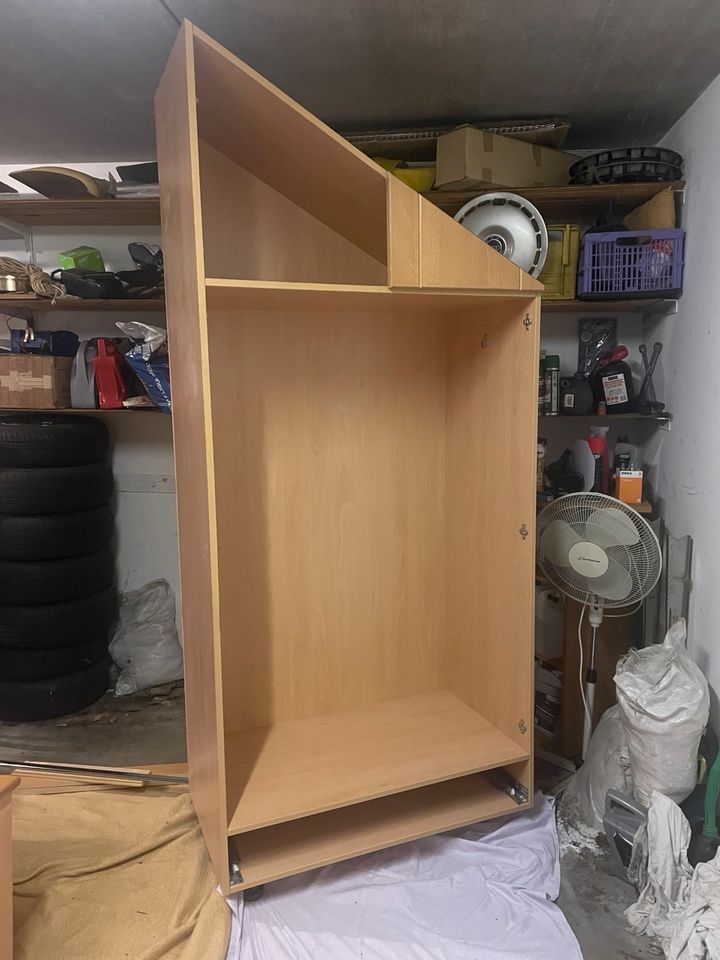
[[0, 759, 188, 785]]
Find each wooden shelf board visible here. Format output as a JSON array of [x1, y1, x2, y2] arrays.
[[0, 182, 683, 229], [205, 278, 536, 313], [0, 407, 165, 415], [225, 690, 527, 835], [231, 773, 530, 892], [425, 181, 685, 220], [228, 771, 527, 891], [0, 296, 165, 312], [541, 298, 669, 314], [539, 412, 671, 423], [0, 197, 160, 226]]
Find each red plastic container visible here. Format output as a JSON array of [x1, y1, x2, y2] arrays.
[[93, 339, 127, 409]]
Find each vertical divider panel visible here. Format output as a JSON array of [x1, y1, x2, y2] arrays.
[[445, 297, 540, 768], [155, 22, 229, 889]]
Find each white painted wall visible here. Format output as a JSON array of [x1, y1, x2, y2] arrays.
[[650, 77, 720, 726], [0, 162, 180, 610]]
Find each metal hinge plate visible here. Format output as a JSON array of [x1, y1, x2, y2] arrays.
[[489, 769, 529, 806], [228, 838, 243, 886]]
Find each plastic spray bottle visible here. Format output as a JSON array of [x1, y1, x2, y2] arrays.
[[588, 426, 610, 494]]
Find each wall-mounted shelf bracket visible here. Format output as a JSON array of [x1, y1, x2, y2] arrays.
[[0, 216, 35, 263]]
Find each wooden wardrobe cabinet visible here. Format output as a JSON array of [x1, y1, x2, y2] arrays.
[[156, 21, 540, 893]]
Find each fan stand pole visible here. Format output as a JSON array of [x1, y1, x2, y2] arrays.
[[582, 604, 602, 759]]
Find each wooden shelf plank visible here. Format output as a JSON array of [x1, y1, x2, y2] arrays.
[[541, 298, 670, 314], [0, 296, 165, 312], [0, 197, 160, 226], [0, 181, 684, 229], [425, 181, 685, 220], [225, 690, 527, 835], [0, 407, 165, 415], [539, 412, 672, 423], [229, 772, 526, 891], [206, 278, 536, 312]]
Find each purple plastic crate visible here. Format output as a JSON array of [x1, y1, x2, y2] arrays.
[[577, 228, 684, 299]]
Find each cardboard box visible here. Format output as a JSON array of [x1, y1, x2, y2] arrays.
[[435, 126, 576, 191], [616, 470, 643, 506], [0, 355, 72, 409]]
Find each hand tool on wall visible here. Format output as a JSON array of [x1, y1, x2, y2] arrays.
[[637, 342, 664, 414]]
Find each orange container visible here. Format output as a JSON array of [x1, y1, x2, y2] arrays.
[[616, 470, 643, 505]]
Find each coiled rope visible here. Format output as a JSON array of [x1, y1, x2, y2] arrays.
[[0, 257, 65, 302]]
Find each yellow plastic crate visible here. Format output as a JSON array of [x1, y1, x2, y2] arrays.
[[540, 224, 580, 300]]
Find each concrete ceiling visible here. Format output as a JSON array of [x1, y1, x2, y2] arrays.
[[2, 0, 720, 162]]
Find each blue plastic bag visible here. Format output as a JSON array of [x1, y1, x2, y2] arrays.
[[116, 321, 171, 413]]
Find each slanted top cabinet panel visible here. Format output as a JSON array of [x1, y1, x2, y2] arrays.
[[156, 21, 539, 895]]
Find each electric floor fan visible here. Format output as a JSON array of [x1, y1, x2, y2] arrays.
[[537, 493, 662, 758]]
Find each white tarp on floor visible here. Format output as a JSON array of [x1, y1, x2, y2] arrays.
[[226, 795, 582, 960]]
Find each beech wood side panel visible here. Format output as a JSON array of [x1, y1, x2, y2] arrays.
[[191, 26, 388, 263], [155, 23, 229, 889], [0, 777, 17, 960], [199, 141, 386, 284], [445, 298, 540, 753], [387, 177, 420, 288], [206, 306, 447, 732]]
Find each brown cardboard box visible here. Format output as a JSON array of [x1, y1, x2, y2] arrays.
[[435, 126, 576, 191], [0, 355, 72, 409]]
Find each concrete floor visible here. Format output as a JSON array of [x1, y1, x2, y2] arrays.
[[0, 690, 659, 959], [0, 682, 187, 766]]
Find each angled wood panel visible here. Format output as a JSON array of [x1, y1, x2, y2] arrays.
[[155, 22, 229, 890], [191, 26, 388, 264], [199, 139, 386, 284]]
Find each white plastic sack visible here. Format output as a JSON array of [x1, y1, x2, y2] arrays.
[[615, 619, 709, 806], [626, 790, 720, 960], [561, 705, 632, 832], [109, 579, 183, 695]]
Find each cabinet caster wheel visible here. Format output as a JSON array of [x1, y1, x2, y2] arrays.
[[244, 884, 265, 902]]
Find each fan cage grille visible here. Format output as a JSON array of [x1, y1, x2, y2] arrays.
[[537, 493, 661, 608]]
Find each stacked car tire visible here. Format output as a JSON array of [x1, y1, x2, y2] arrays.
[[0, 415, 117, 721]]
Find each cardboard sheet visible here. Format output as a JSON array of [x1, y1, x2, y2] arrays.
[[12, 786, 229, 960]]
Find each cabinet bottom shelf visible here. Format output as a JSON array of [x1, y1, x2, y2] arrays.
[[225, 690, 528, 835], [228, 770, 530, 891]]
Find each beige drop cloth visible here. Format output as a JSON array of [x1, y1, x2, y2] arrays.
[[12, 786, 230, 960]]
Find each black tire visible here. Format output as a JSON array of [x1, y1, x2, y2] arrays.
[[0, 414, 109, 467], [0, 636, 108, 681], [0, 548, 114, 604], [0, 506, 114, 560], [0, 588, 117, 648], [0, 462, 113, 515], [0, 657, 110, 721]]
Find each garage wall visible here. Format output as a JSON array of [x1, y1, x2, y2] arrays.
[[0, 163, 180, 614], [650, 75, 720, 728]]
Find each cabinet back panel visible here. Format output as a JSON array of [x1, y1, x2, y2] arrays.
[[199, 141, 386, 285], [208, 308, 447, 732]]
